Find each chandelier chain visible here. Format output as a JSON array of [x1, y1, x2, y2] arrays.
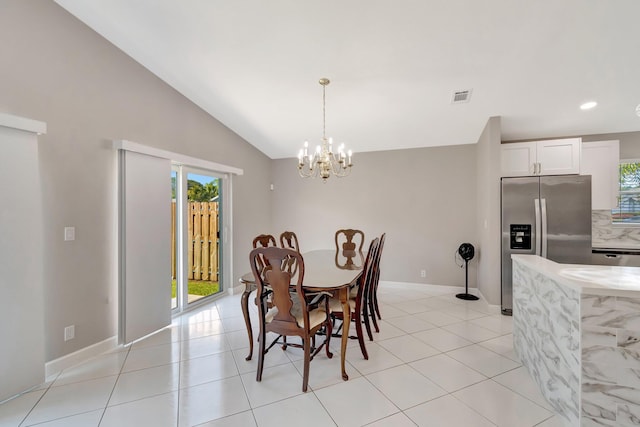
[[322, 84, 326, 140]]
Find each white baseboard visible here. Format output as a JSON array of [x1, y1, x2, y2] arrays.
[[477, 288, 501, 311], [380, 280, 467, 293], [45, 336, 119, 378], [228, 283, 245, 295]]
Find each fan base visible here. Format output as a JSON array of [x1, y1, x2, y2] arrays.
[[456, 293, 479, 301]]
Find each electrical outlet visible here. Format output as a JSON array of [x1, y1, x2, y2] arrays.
[[64, 226, 75, 241], [64, 325, 75, 341], [420, 269, 426, 278]]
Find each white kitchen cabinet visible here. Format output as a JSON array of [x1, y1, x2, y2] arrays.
[[500, 142, 537, 176], [501, 138, 581, 177], [581, 140, 619, 209]]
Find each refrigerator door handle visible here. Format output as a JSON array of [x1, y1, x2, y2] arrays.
[[534, 198, 541, 256], [541, 198, 548, 258]]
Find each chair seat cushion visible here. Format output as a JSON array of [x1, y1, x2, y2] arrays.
[[329, 296, 356, 313], [265, 299, 327, 329], [349, 285, 358, 298]]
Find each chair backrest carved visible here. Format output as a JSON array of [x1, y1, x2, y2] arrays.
[[253, 234, 277, 249], [249, 247, 307, 333], [252, 234, 277, 277], [279, 231, 300, 252], [368, 233, 386, 302], [353, 237, 379, 306], [335, 229, 365, 269], [279, 231, 300, 276], [335, 229, 365, 256]]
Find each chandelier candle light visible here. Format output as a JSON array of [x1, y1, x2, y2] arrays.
[[297, 78, 353, 181]]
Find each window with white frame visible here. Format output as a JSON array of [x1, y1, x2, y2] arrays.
[[612, 159, 640, 224]]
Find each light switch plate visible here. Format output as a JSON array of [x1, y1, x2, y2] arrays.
[[64, 325, 75, 341], [64, 227, 75, 241]]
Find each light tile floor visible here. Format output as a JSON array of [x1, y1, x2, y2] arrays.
[[0, 282, 571, 427]]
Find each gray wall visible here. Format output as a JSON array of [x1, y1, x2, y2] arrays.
[[0, 0, 272, 362], [271, 145, 478, 287], [475, 117, 502, 304], [582, 131, 640, 159]]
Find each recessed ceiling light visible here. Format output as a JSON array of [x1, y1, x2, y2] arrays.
[[580, 101, 598, 110]]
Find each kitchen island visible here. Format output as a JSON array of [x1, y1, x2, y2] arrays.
[[511, 254, 640, 426]]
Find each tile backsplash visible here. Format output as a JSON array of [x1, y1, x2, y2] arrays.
[[592, 210, 640, 249]]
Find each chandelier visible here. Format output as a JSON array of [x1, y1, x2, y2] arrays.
[[297, 78, 353, 181]]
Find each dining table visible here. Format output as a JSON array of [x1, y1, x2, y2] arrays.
[[239, 249, 363, 381]]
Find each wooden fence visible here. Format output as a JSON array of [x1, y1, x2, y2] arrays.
[[171, 201, 219, 282]]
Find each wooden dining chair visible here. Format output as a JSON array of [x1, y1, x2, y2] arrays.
[[279, 231, 300, 252], [253, 234, 277, 248], [368, 232, 386, 333], [242, 233, 279, 360], [279, 231, 300, 276], [252, 234, 277, 276], [329, 237, 379, 359], [335, 229, 365, 256], [335, 229, 365, 270], [250, 247, 333, 392]]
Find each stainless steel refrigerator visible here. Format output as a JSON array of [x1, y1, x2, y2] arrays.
[[501, 175, 592, 315]]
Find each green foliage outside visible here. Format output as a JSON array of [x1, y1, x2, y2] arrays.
[[620, 162, 640, 190], [614, 161, 640, 222], [171, 280, 220, 298], [171, 176, 219, 202], [187, 180, 219, 201]]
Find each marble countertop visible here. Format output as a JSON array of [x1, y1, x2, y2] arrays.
[[511, 254, 640, 297]]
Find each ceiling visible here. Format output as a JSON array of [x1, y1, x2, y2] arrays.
[[54, 0, 640, 159]]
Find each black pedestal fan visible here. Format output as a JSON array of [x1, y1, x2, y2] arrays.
[[455, 243, 478, 301]]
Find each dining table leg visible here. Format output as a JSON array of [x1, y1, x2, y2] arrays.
[[240, 279, 254, 361], [339, 287, 350, 381]]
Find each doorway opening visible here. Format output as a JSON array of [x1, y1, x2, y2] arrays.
[[172, 166, 224, 313]]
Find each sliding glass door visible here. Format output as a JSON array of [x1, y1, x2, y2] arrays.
[[172, 166, 224, 313], [171, 169, 178, 310]]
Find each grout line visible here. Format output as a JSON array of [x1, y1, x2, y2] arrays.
[[221, 298, 256, 425], [13, 285, 561, 427], [16, 383, 54, 427], [175, 334, 182, 427], [97, 344, 132, 426]]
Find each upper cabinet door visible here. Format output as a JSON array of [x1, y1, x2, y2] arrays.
[[581, 140, 620, 210], [537, 138, 581, 175], [501, 138, 581, 177], [501, 142, 537, 177]]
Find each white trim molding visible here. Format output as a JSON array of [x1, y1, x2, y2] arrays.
[[113, 139, 243, 175], [0, 112, 47, 134], [45, 336, 119, 378]]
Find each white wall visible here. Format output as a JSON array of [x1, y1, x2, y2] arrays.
[[0, 0, 272, 364], [582, 131, 640, 159], [271, 144, 479, 287], [475, 117, 502, 305]]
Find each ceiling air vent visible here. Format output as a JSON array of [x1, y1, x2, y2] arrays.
[[451, 89, 472, 104]]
